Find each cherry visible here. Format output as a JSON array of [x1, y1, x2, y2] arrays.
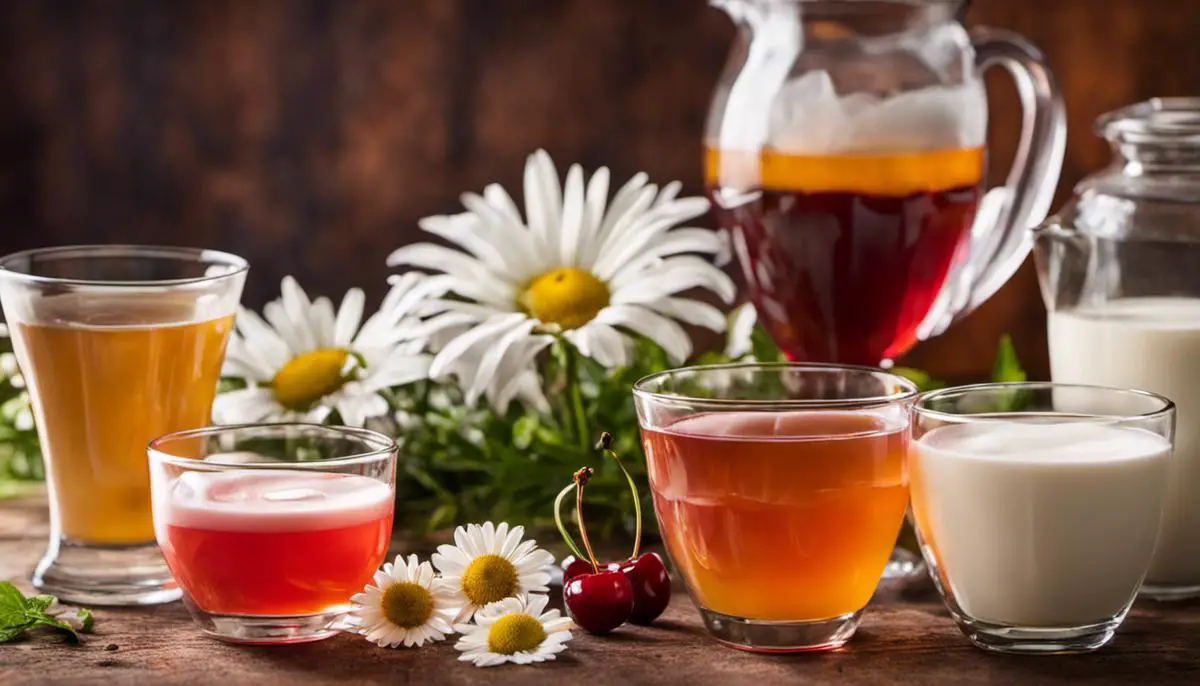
[[553, 435, 673, 633], [620, 552, 671, 625], [562, 555, 606, 583], [564, 569, 634, 634]]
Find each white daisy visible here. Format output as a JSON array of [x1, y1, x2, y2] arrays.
[[0, 351, 24, 389], [431, 521, 555, 621], [388, 149, 735, 410], [453, 594, 573, 668], [724, 302, 758, 360], [214, 273, 442, 427], [349, 554, 460, 648]]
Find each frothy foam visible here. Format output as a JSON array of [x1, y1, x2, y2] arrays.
[[159, 470, 393, 532], [666, 410, 904, 441], [920, 422, 1169, 464], [766, 71, 987, 155]]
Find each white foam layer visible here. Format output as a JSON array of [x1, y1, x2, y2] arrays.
[[765, 71, 987, 155], [160, 470, 393, 532], [920, 422, 1169, 464], [1067, 297, 1200, 329], [666, 410, 905, 441]]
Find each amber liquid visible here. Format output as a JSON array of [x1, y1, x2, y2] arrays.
[[11, 304, 233, 545], [642, 411, 909, 621], [706, 147, 985, 364]]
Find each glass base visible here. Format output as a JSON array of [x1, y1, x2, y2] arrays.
[[33, 538, 181, 606], [1139, 581, 1200, 602], [951, 614, 1122, 654], [698, 607, 862, 652], [183, 598, 345, 644]]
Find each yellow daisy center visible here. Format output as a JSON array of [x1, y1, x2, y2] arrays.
[[519, 267, 610, 331], [271, 348, 350, 410], [486, 613, 547, 655], [461, 554, 519, 607], [380, 581, 434, 629]]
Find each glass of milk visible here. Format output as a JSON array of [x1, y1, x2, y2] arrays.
[[1035, 98, 1200, 601], [911, 382, 1174, 654]]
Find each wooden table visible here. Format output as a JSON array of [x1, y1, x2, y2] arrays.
[[2, 493, 1198, 685]]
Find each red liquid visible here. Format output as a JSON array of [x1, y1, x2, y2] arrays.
[[706, 147, 984, 364], [642, 411, 909, 621], [158, 472, 393, 616]]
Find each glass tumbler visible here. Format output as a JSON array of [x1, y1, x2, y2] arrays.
[[149, 423, 397, 644], [911, 383, 1174, 654], [0, 245, 246, 606], [634, 362, 916, 652]]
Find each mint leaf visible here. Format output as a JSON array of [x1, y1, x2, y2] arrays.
[[0, 582, 27, 627], [891, 367, 945, 392], [29, 615, 79, 643], [25, 594, 55, 613], [0, 581, 92, 644], [76, 608, 94, 634], [991, 334, 1027, 383]]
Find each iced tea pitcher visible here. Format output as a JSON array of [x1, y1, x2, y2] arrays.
[[706, 0, 1065, 365], [1035, 98, 1200, 601]]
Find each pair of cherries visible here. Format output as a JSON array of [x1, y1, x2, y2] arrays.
[[562, 552, 671, 633], [554, 434, 671, 635]]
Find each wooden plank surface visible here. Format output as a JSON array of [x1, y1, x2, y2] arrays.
[[2, 493, 1198, 685]]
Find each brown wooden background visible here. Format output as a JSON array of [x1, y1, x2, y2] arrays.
[[1, 0, 1198, 380]]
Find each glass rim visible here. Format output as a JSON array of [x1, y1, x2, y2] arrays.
[[147, 422, 398, 470], [632, 361, 919, 409], [0, 244, 249, 288], [1096, 97, 1200, 143], [913, 381, 1176, 422]]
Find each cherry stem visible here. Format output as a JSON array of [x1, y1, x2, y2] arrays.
[[598, 432, 642, 560], [574, 467, 600, 574], [553, 482, 586, 562]]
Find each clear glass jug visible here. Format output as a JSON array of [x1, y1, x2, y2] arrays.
[[706, 0, 1065, 365], [1035, 98, 1200, 601]]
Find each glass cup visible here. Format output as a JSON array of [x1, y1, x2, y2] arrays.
[[0, 245, 247, 606], [911, 383, 1174, 654], [633, 363, 917, 652], [148, 423, 397, 644]]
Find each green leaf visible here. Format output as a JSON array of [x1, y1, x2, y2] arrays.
[[76, 608, 94, 634], [29, 615, 79, 643], [991, 334, 1027, 383], [512, 415, 538, 450], [0, 582, 27, 627], [24, 594, 55, 613], [890, 367, 945, 392], [0, 623, 31, 642]]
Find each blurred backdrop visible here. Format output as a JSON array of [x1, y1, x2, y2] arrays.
[[1, 0, 1198, 380]]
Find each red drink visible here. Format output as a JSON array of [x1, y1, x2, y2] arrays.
[[706, 147, 984, 364], [642, 411, 909, 622], [157, 471, 393, 616]]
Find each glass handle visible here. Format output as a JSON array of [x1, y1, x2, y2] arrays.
[[923, 29, 1066, 338]]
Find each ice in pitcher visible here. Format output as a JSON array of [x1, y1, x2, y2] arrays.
[[155, 470, 393, 616], [911, 421, 1169, 627]]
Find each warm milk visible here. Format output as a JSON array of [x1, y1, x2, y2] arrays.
[[1050, 298, 1200, 588], [912, 422, 1169, 626]]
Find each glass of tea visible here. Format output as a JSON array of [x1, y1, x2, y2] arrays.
[[148, 423, 397, 644], [634, 363, 917, 651], [0, 245, 246, 606]]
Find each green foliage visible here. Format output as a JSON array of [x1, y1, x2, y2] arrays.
[[0, 582, 94, 644], [0, 335, 41, 498]]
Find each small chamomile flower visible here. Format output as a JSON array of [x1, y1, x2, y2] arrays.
[[453, 594, 573, 667], [432, 522, 555, 621], [350, 554, 460, 649]]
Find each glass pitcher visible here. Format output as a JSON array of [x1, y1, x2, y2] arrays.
[[706, 0, 1065, 365], [1035, 98, 1200, 602]]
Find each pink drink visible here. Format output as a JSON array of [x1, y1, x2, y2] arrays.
[[156, 470, 393, 616]]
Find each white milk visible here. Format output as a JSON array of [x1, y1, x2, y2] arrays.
[[155, 470, 393, 534], [912, 422, 1169, 626], [1050, 298, 1200, 587]]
